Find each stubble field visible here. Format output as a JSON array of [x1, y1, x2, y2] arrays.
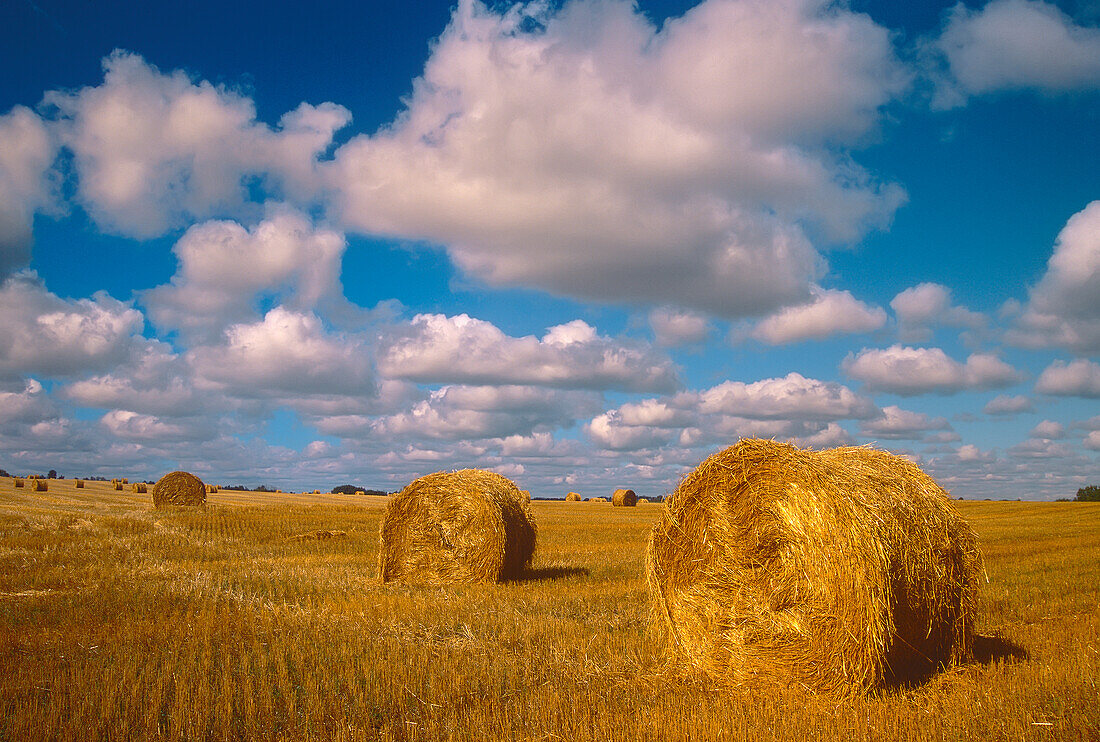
[[0, 477, 1097, 741]]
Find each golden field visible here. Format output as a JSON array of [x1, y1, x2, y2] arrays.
[[0, 477, 1097, 741]]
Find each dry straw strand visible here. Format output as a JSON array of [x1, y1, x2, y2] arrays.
[[378, 469, 537, 585], [151, 471, 206, 508], [612, 488, 638, 507], [645, 438, 982, 697]]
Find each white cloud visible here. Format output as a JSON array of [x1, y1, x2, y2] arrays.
[[749, 288, 886, 344], [1007, 201, 1100, 353], [45, 51, 349, 237], [190, 307, 373, 398], [842, 345, 1021, 395], [928, 0, 1100, 107], [63, 342, 203, 416], [1009, 437, 1074, 458], [0, 106, 57, 277], [1084, 430, 1100, 450], [956, 443, 996, 463], [1030, 420, 1066, 439], [697, 372, 878, 420], [983, 394, 1035, 415], [327, 0, 906, 316], [890, 282, 985, 342], [1035, 358, 1100, 397], [100, 409, 215, 442], [649, 307, 709, 347], [378, 313, 678, 392], [143, 207, 347, 336], [0, 378, 57, 428], [859, 405, 951, 440], [0, 271, 144, 378]]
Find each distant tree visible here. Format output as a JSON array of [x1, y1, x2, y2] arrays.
[[0, 468, 10, 478], [1075, 485, 1100, 502], [48, 470, 57, 479]]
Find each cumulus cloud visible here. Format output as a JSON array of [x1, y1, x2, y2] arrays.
[[1035, 358, 1100, 397], [190, 307, 373, 398], [0, 271, 144, 378], [983, 394, 1035, 415], [859, 405, 951, 440], [1007, 201, 1100, 352], [100, 409, 216, 442], [890, 282, 985, 342], [0, 106, 57, 277], [842, 345, 1021, 395], [1085, 430, 1100, 450], [749, 288, 885, 344], [649, 307, 709, 347], [143, 207, 347, 336], [378, 313, 678, 392], [44, 51, 350, 237], [697, 372, 877, 420], [327, 0, 906, 317], [63, 342, 203, 416], [0, 378, 57, 428], [927, 0, 1100, 107], [1030, 419, 1066, 439]]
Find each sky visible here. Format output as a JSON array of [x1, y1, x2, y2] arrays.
[[1, 0, 1098, 499]]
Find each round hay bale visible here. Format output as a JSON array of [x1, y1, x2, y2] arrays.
[[587, 496, 608, 503], [112, 479, 123, 491], [565, 492, 582, 502], [33, 479, 47, 492], [355, 490, 366, 496], [646, 438, 982, 696], [121, 478, 128, 484], [612, 488, 637, 507], [378, 469, 537, 585], [637, 497, 650, 504], [312, 489, 320, 494], [13, 478, 24, 488], [152, 471, 206, 508], [75, 479, 85, 489]]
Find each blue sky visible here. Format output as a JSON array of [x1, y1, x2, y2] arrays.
[[1, 0, 1098, 498]]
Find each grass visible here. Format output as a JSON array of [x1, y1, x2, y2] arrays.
[[0, 477, 1097, 741]]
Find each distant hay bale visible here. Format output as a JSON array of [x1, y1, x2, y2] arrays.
[[75, 479, 85, 489], [588, 497, 608, 503], [121, 478, 128, 484], [379, 469, 537, 585], [565, 492, 582, 502], [356, 490, 366, 496], [312, 489, 320, 494], [152, 471, 206, 509], [131, 482, 147, 493], [33, 479, 47, 492], [612, 488, 637, 507], [637, 497, 650, 504], [646, 438, 982, 696], [14, 478, 24, 488], [112, 479, 123, 491]]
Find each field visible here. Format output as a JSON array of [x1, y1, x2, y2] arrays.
[[1, 477, 1098, 741]]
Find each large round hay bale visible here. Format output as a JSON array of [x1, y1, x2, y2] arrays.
[[565, 492, 582, 502], [646, 438, 982, 696], [33, 479, 47, 492], [612, 488, 637, 507], [13, 478, 24, 488], [378, 469, 537, 584], [152, 471, 206, 508]]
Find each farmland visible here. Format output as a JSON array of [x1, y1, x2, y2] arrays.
[[1, 477, 1098, 741]]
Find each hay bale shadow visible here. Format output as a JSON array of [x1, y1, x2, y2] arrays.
[[971, 634, 1029, 664], [882, 634, 1029, 692], [505, 566, 590, 582]]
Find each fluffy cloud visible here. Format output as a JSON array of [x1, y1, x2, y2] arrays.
[[0, 378, 57, 428], [928, 0, 1100, 107], [1085, 431, 1100, 451], [190, 308, 373, 398], [0, 271, 144, 378], [378, 313, 678, 392], [0, 106, 56, 277], [143, 207, 347, 336], [890, 283, 985, 342], [749, 288, 885, 344], [45, 51, 349, 237], [983, 394, 1035, 415], [1007, 201, 1100, 352], [328, 0, 906, 317], [100, 409, 216, 442], [842, 345, 1021, 395], [697, 372, 877, 420], [1035, 358, 1100, 397], [649, 307, 709, 347], [63, 343, 202, 416], [859, 405, 951, 440], [1030, 420, 1066, 439]]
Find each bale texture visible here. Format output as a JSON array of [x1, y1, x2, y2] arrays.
[[612, 488, 637, 507], [379, 469, 537, 585], [565, 492, 582, 502], [646, 438, 982, 696], [152, 471, 206, 508]]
